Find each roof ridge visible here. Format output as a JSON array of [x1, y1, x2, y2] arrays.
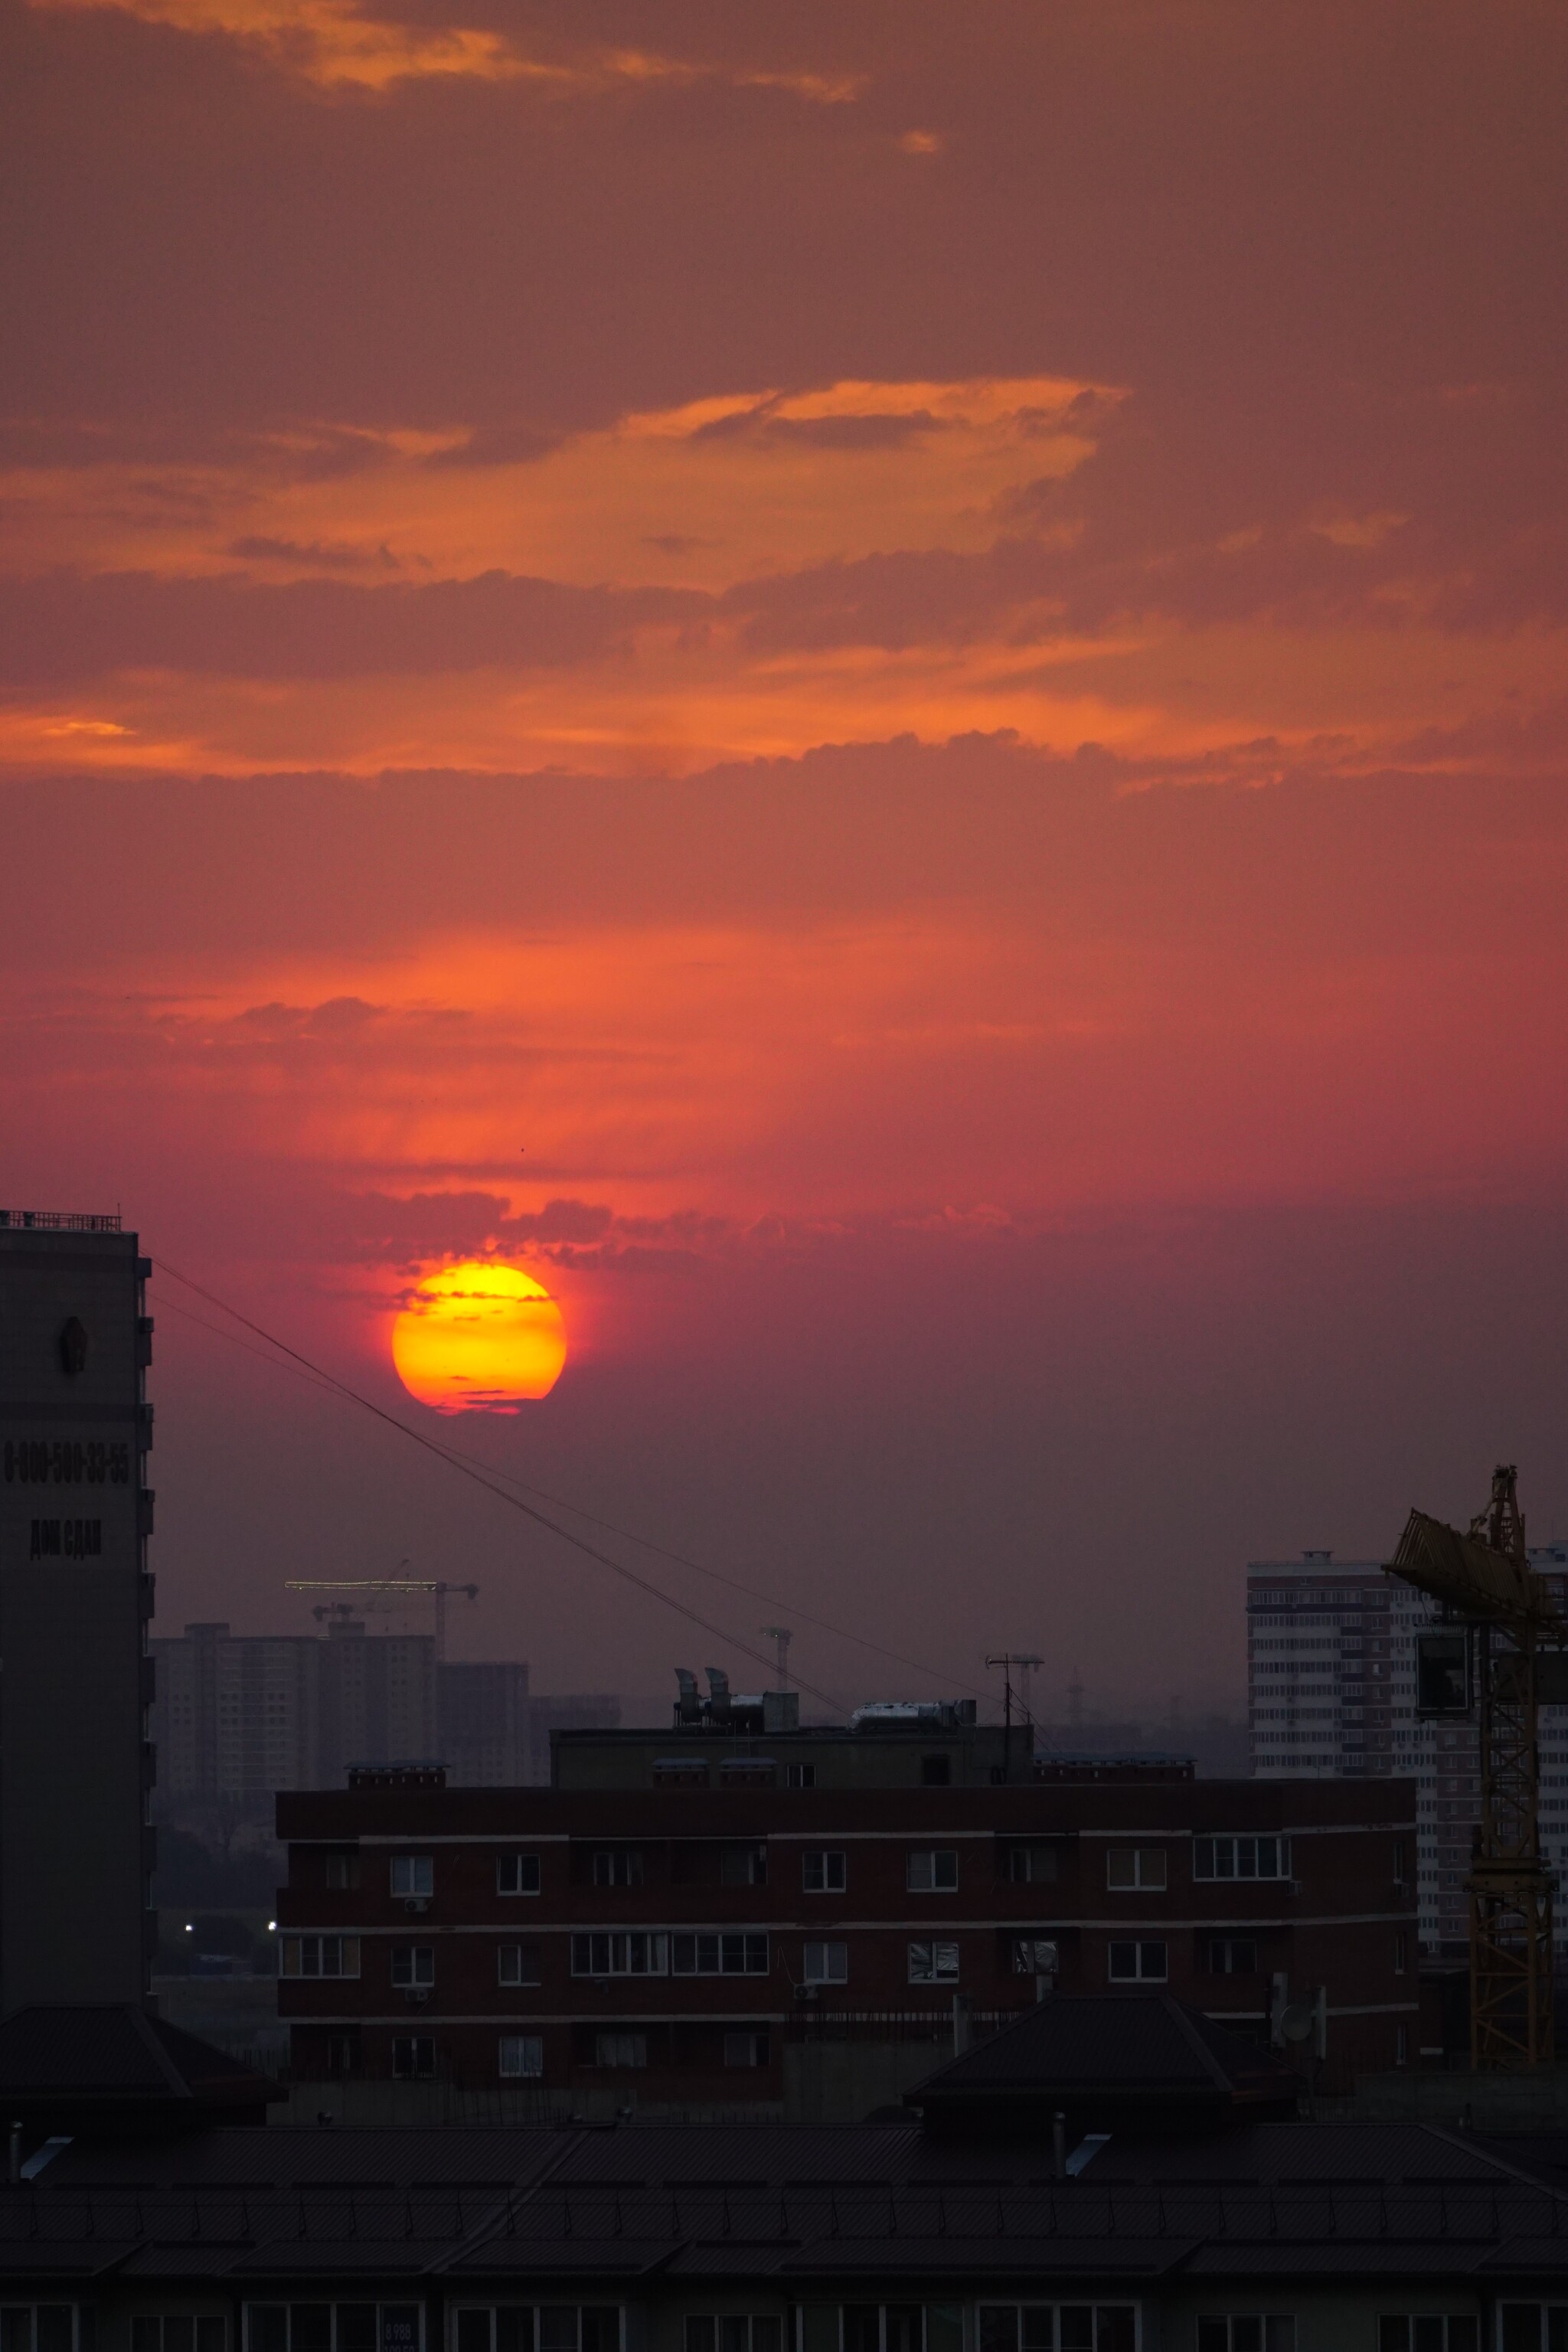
[[1158, 1993, 1244, 2092]]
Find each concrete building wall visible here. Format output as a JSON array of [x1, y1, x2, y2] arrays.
[[315, 1625, 439, 1785], [277, 1773, 1416, 2105], [552, 1714, 1018, 1792], [439, 1661, 531, 1785], [0, 1211, 152, 2008]]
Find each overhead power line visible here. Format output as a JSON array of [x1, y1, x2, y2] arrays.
[[152, 1257, 860, 1713], [153, 1265, 990, 1706]]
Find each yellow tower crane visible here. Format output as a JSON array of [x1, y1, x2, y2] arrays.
[[284, 1576, 479, 1661], [1387, 1465, 1566, 2066]]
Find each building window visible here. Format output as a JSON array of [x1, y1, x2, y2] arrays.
[[689, 2319, 789, 2352], [687, 2323, 782, 2352], [324, 1851, 361, 1891], [593, 2033, 647, 2069], [2, 2321, 83, 2352], [1377, 2324, 1478, 2352], [246, 2308, 422, 2352], [452, 2313, 618, 2352], [1494, 2314, 1551, 2352], [391, 2038, 435, 2079], [841, 2313, 926, 2352], [389, 1855, 434, 1899], [908, 1941, 959, 1984], [1001, 1842, 1057, 1884], [323, 2034, 359, 2077], [1011, 1938, 1058, 1978], [571, 1932, 668, 1978], [497, 1854, 541, 1896], [280, 1936, 360, 1979], [1193, 1836, 1291, 1882], [803, 1940, 848, 1984], [802, 1850, 846, 1893], [390, 1945, 434, 1989], [671, 1932, 769, 1976], [978, 2308, 1137, 2352], [132, 2325, 226, 2352], [1197, 2324, 1295, 2351], [1106, 1847, 1166, 1890], [1207, 1938, 1258, 1975], [720, 1844, 767, 1886], [785, 1763, 817, 1789], [906, 1849, 959, 1892], [1396, 2024, 1410, 2066], [1108, 1941, 1167, 1982], [1394, 1932, 1408, 1974], [920, 1755, 951, 1786], [590, 1850, 643, 1888], [498, 1942, 541, 1987], [498, 2035, 544, 2079], [723, 2031, 770, 2069]]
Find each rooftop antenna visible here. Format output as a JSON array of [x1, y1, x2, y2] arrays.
[[986, 1653, 1043, 1779], [760, 1625, 793, 1690]]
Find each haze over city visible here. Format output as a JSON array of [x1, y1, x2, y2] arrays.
[[3, 1, 1566, 1720]]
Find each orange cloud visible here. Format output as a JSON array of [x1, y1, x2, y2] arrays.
[[26, 0, 862, 97]]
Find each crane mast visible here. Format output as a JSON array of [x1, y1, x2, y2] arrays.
[[1388, 1465, 1565, 2066]]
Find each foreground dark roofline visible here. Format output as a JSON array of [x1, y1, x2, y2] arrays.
[[0, 2117, 1566, 2295], [908, 1991, 1303, 2126]]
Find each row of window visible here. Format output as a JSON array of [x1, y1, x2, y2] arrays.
[[328, 1837, 1292, 1900], [0, 2303, 1513, 2352], [283, 1929, 1304, 1988], [572, 1932, 772, 1978]]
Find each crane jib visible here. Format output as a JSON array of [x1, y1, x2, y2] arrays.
[[1387, 1508, 1568, 1639]]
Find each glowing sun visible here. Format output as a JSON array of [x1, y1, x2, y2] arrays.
[[391, 1261, 567, 1412]]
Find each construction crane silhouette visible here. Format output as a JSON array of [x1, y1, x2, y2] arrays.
[[1387, 1465, 1567, 2066], [284, 1578, 479, 1661]]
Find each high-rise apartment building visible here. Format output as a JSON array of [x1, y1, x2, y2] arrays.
[[1248, 1545, 1568, 1956], [0, 1208, 155, 2007], [152, 1620, 437, 1803], [436, 1660, 530, 1785], [150, 1623, 619, 1799], [155, 1622, 322, 1802]]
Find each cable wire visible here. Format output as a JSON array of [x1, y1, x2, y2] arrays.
[[152, 1256, 853, 1711], [153, 1262, 992, 1705]]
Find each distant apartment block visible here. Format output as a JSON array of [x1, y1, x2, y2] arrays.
[[1247, 1545, 1568, 1957], [150, 1618, 617, 1798]]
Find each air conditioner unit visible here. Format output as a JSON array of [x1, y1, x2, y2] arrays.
[[408, 1988, 430, 2005], [404, 1896, 429, 1914], [793, 1983, 819, 2004]]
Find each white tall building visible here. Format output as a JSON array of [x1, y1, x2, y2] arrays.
[[1249, 1545, 1568, 1957]]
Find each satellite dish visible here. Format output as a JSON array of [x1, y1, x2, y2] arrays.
[[1279, 2004, 1314, 2044]]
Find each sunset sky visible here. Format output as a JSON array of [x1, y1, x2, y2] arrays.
[[3, 1, 1566, 1716]]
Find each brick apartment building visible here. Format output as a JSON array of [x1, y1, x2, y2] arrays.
[[276, 1757, 1416, 2109]]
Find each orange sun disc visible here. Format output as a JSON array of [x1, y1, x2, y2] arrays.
[[391, 1261, 567, 1413]]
